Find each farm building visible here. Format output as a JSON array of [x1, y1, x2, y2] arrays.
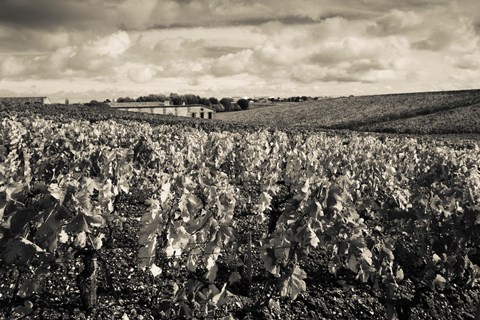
[[108, 101, 216, 119], [0, 96, 51, 106]]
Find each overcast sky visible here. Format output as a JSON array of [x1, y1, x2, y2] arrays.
[[0, 0, 479, 102]]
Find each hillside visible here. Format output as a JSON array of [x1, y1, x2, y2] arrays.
[[358, 103, 480, 134], [215, 89, 480, 134]]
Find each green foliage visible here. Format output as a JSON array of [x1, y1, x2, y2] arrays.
[[85, 100, 109, 107], [198, 97, 211, 107], [169, 93, 185, 105], [208, 97, 219, 105], [220, 98, 233, 111], [136, 94, 167, 102], [230, 103, 241, 111], [237, 98, 249, 110], [117, 97, 135, 102], [1, 106, 480, 317]]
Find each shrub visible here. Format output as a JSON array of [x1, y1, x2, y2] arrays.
[[220, 98, 233, 111], [237, 98, 249, 110]]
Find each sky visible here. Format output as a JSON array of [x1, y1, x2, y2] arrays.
[[0, 0, 479, 102]]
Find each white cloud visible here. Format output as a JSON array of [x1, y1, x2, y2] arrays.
[[127, 65, 160, 83], [1, 0, 479, 100], [88, 31, 131, 57], [369, 10, 423, 35], [452, 51, 480, 70], [0, 56, 26, 77], [210, 50, 253, 76]]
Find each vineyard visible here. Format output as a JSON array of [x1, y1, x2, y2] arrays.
[[216, 89, 480, 135], [357, 104, 480, 135], [1, 105, 480, 319]]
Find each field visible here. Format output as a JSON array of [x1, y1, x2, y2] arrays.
[[1, 102, 480, 319], [357, 104, 480, 134], [216, 90, 480, 135]]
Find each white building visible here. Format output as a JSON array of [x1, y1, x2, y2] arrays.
[[108, 102, 216, 119]]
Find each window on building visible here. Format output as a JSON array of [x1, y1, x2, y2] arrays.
[[208, 112, 213, 119], [192, 112, 196, 118], [200, 112, 204, 118]]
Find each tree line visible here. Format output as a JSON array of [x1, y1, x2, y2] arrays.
[[87, 93, 333, 111], [113, 93, 250, 112]]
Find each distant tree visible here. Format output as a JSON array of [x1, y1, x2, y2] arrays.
[[198, 97, 211, 107], [86, 100, 108, 107], [117, 97, 125, 102], [152, 94, 167, 102], [123, 97, 135, 102], [65, 98, 69, 106], [208, 97, 219, 105], [219, 98, 233, 111], [210, 104, 224, 112], [170, 93, 186, 105], [184, 94, 199, 105], [230, 103, 241, 111], [237, 98, 249, 110]]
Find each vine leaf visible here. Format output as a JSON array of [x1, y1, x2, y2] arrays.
[[306, 223, 319, 247], [3, 238, 44, 265], [205, 263, 218, 282], [261, 248, 279, 276], [48, 183, 66, 203], [279, 266, 307, 300], [150, 263, 162, 277], [75, 231, 87, 248], [5, 182, 24, 201], [58, 230, 69, 243], [432, 274, 447, 290], [139, 237, 157, 268], [361, 248, 373, 265], [211, 283, 228, 307], [228, 271, 242, 284], [93, 233, 105, 250], [179, 193, 202, 222], [160, 182, 171, 203]]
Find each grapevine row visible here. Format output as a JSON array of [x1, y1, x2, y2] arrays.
[[1, 111, 479, 318]]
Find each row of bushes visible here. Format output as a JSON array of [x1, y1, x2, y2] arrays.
[[114, 94, 250, 112], [88, 97, 250, 112]]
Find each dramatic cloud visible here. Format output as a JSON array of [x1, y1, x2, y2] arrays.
[[369, 10, 423, 36], [0, 0, 479, 101]]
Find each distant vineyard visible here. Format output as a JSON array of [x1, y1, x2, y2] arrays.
[[215, 89, 480, 134], [1, 106, 480, 318], [358, 103, 480, 134]]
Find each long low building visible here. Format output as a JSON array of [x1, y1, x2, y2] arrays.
[[0, 96, 51, 105], [108, 102, 216, 119]]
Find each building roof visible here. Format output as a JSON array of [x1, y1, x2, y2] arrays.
[[0, 96, 49, 99], [110, 103, 215, 111], [0, 96, 51, 105], [109, 101, 166, 107]]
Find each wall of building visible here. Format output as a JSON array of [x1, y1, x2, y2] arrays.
[[116, 104, 215, 119], [0, 97, 50, 106], [109, 101, 170, 108]]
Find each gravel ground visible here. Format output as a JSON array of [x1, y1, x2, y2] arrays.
[[1, 199, 479, 320]]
